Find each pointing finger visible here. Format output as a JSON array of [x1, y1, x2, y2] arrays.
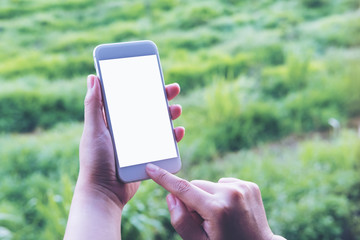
[[146, 164, 212, 217]]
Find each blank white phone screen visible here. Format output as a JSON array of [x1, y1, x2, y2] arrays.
[[99, 55, 177, 168]]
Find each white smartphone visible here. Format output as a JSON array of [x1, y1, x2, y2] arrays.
[[93, 40, 181, 183]]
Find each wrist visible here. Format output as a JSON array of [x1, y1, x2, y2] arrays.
[[64, 179, 123, 240], [75, 175, 125, 212]]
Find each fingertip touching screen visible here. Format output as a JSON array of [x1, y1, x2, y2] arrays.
[[99, 54, 177, 168]]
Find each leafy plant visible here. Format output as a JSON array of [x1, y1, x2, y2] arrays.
[[0, 0, 359, 239]]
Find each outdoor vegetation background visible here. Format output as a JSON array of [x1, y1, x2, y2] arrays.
[[0, 0, 359, 239]]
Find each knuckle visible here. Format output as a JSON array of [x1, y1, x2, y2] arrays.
[[211, 200, 231, 220], [249, 182, 262, 198], [84, 93, 102, 108], [157, 170, 168, 183], [242, 181, 258, 193], [234, 181, 261, 199], [227, 187, 244, 202], [218, 177, 225, 183], [84, 94, 92, 107], [235, 181, 250, 193], [249, 182, 260, 193], [174, 179, 191, 194]]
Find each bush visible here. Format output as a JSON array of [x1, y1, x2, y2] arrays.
[[302, 13, 360, 48], [48, 33, 102, 52], [260, 65, 290, 98], [283, 90, 343, 132], [339, 61, 360, 116], [178, 5, 221, 29], [121, 181, 177, 239], [186, 80, 283, 162], [204, 101, 282, 155], [260, 54, 310, 99], [255, 44, 285, 65], [0, 124, 81, 239], [165, 64, 210, 93], [184, 130, 360, 240], [273, 194, 352, 240], [117, 3, 146, 20], [164, 32, 221, 51], [150, 0, 178, 11], [166, 52, 254, 93], [0, 0, 359, 239], [0, 52, 94, 79], [202, 80, 242, 152], [326, 18, 360, 47], [239, 102, 282, 146], [0, 123, 181, 240], [261, 11, 302, 29], [301, 0, 330, 8], [0, 82, 85, 132]]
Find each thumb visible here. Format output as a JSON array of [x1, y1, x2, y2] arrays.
[[167, 194, 207, 240], [84, 75, 106, 133]]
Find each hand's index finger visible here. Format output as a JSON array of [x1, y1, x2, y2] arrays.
[[146, 164, 212, 216]]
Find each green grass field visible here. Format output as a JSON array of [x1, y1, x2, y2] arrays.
[[0, 0, 359, 239]]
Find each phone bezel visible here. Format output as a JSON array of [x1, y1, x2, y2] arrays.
[[93, 40, 181, 183]]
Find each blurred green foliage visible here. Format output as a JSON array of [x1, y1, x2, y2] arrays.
[[0, 0, 359, 239], [0, 79, 85, 132], [185, 130, 360, 240]]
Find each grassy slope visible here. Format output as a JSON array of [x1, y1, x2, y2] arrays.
[[0, 0, 359, 239]]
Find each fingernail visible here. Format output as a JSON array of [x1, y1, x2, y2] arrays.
[[173, 82, 180, 90], [166, 194, 177, 211], [87, 75, 95, 90], [146, 163, 159, 174]]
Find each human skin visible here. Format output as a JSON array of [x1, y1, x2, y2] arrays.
[[64, 74, 286, 240], [63, 75, 184, 240], [146, 165, 286, 240]]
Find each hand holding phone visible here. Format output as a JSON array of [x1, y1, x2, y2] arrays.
[[64, 74, 184, 239], [93, 40, 182, 182]]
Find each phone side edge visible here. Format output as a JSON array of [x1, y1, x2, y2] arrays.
[[93, 49, 123, 184]]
